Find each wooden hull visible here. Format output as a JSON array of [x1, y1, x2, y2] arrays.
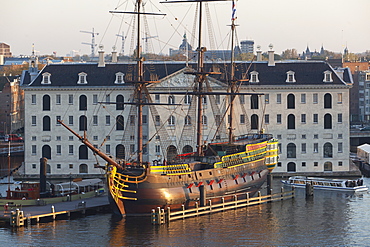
[[108, 158, 269, 216]]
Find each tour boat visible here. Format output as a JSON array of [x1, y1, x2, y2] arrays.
[[281, 176, 368, 192]]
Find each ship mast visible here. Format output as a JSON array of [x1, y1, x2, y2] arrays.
[[228, 0, 237, 144]]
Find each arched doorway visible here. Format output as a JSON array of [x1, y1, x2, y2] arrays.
[[79, 164, 88, 174], [287, 162, 296, 172], [42, 145, 51, 160], [116, 144, 125, 159], [324, 162, 333, 171], [182, 145, 193, 154]]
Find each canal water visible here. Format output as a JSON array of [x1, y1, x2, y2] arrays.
[[1, 177, 370, 246]]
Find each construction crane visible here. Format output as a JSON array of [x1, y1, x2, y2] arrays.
[[142, 33, 158, 54], [116, 32, 126, 56], [80, 28, 99, 58]]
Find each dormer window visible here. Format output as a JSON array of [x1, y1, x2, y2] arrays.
[[323, 70, 333, 83], [365, 73, 370, 81], [77, 72, 88, 84], [42, 72, 51, 84], [115, 72, 125, 84], [286, 71, 296, 83], [250, 71, 259, 83]]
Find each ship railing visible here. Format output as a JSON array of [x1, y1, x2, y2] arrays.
[[152, 187, 295, 224]]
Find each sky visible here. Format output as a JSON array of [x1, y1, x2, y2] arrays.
[[2, 0, 370, 57]]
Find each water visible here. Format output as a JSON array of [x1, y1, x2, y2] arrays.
[[1, 177, 370, 246]]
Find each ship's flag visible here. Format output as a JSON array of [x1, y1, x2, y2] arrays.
[[231, 0, 236, 21]]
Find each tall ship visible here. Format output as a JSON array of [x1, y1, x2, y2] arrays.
[[59, 0, 279, 216]]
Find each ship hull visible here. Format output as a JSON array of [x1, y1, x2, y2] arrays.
[[108, 158, 269, 216]]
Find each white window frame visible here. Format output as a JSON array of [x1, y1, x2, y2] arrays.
[[250, 71, 259, 83], [114, 72, 125, 84], [77, 72, 88, 84], [286, 71, 296, 83], [323, 70, 333, 82], [42, 72, 51, 84]]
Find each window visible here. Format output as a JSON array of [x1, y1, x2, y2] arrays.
[[277, 94, 281, 104], [314, 134, 318, 139], [338, 134, 343, 139], [202, 96, 207, 105], [287, 143, 296, 158], [324, 114, 332, 129], [56, 116, 61, 125], [116, 115, 124, 130], [324, 93, 332, 109], [250, 71, 259, 83], [31, 116, 36, 126], [314, 162, 318, 167], [215, 115, 221, 126], [68, 94, 73, 105], [277, 114, 282, 124], [278, 143, 282, 154], [301, 114, 306, 124], [93, 115, 98, 125], [301, 134, 306, 139], [93, 94, 98, 105], [31, 94, 36, 104], [116, 95, 124, 110], [240, 114, 245, 124], [106, 115, 110, 125], [251, 95, 258, 109], [168, 115, 175, 126], [57, 164, 61, 169], [42, 72, 51, 84], [106, 94, 110, 103], [56, 136, 61, 141], [313, 114, 318, 124], [79, 116, 87, 131], [168, 95, 175, 105], [264, 114, 269, 124], [56, 94, 61, 104], [338, 142, 343, 153], [251, 114, 258, 129], [302, 162, 306, 167], [155, 115, 160, 126], [155, 94, 160, 103], [43, 116, 51, 131], [77, 72, 88, 84], [313, 93, 318, 104], [185, 115, 191, 125], [155, 145, 160, 154], [32, 145, 37, 155], [69, 116, 73, 125], [143, 115, 147, 124], [69, 145, 74, 155], [338, 113, 342, 123], [43, 95, 51, 111], [106, 145, 111, 154], [301, 143, 306, 153], [337, 93, 342, 104], [56, 145, 61, 155], [286, 71, 296, 82], [32, 164, 36, 169], [287, 94, 295, 109], [79, 95, 87, 111], [301, 94, 306, 104], [314, 143, 318, 153], [338, 161, 343, 166], [323, 142, 333, 158], [185, 95, 192, 105], [115, 72, 125, 84], [69, 164, 73, 169], [287, 114, 295, 129], [264, 94, 269, 104], [202, 115, 207, 125], [323, 70, 333, 82]]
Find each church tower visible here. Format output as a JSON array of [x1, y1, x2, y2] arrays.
[[29, 44, 39, 82]]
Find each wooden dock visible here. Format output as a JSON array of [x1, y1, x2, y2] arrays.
[[152, 188, 295, 225], [1, 194, 110, 227]]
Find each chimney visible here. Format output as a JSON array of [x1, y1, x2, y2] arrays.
[[112, 50, 118, 63], [98, 47, 105, 67], [256, 45, 262, 62], [268, 44, 275, 66]]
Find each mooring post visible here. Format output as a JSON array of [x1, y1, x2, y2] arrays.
[[305, 183, 314, 198], [181, 205, 185, 218], [166, 207, 171, 223], [195, 202, 199, 215], [199, 185, 206, 207], [267, 173, 273, 195], [281, 187, 284, 200], [222, 197, 225, 210], [51, 205, 56, 220]]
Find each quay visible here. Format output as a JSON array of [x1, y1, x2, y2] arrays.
[[0, 194, 110, 227], [152, 188, 295, 225]]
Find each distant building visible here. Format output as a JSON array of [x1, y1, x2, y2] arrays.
[[0, 43, 12, 58], [240, 40, 254, 54]]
